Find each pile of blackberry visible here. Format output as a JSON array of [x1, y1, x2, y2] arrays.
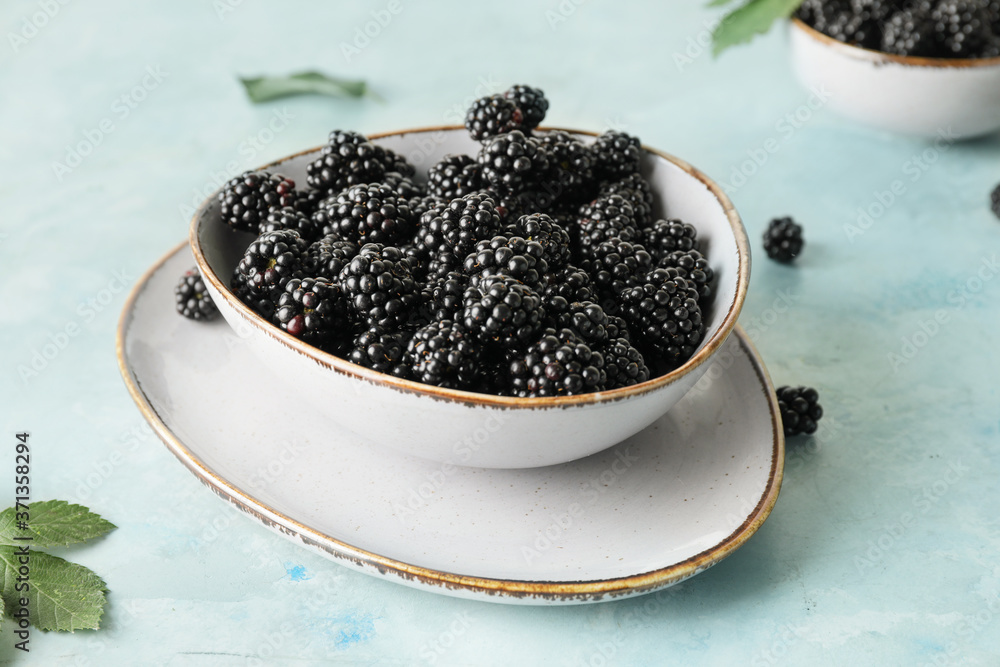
[[209, 85, 716, 397], [796, 0, 1000, 58]]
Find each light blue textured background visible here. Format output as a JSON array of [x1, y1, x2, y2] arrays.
[[2, 0, 1000, 665]]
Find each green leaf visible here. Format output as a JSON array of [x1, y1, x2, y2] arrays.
[[0, 501, 116, 548], [711, 0, 804, 56], [0, 547, 108, 631], [239, 71, 377, 103], [706, 0, 740, 7]]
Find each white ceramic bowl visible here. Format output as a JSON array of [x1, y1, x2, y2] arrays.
[[190, 126, 750, 469], [790, 19, 1000, 138]]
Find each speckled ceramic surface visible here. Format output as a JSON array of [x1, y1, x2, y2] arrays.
[[118, 243, 782, 605], [190, 127, 750, 469]]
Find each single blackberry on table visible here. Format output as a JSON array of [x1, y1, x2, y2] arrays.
[[404, 320, 483, 389], [258, 206, 323, 241], [575, 195, 640, 259], [381, 171, 425, 200], [932, 1, 995, 58], [219, 171, 297, 232], [508, 330, 606, 397], [991, 182, 1000, 219], [339, 244, 420, 328], [462, 274, 546, 349], [302, 237, 359, 281], [478, 130, 551, 195], [504, 213, 572, 270], [537, 131, 595, 202], [881, 7, 939, 56], [416, 193, 503, 265], [306, 130, 386, 194], [642, 218, 698, 261], [236, 229, 308, 296], [554, 300, 612, 345], [591, 131, 642, 180], [427, 155, 484, 200], [175, 269, 218, 321], [579, 237, 653, 298], [539, 265, 597, 304], [465, 95, 524, 141], [599, 174, 655, 227], [776, 386, 824, 437], [314, 183, 415, 246], [504, 85, 549, 130], [763, 217, 804, 263], [462, 234, 550, 288], [601, 337, 650, 389], [274, 277, 350, 345], [620, 267, 704, 367], [347, 325, 413, 378], [659, 249, 715, 302], [417, 271, 469, 323]]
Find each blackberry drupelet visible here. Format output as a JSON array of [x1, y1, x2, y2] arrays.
[[219, 171, 297, 232], [591, 131, 642, 180], [315, 183, 415, 246], [236, 229, 308, 296], [763, 217, 804, 263], [418, 271, 469, 323], [347, 325, 413, 378], [274, 277, 350, 346], [465, 95, 524, 141], [478, 130, 551, 195], [258, 206, 323, 241], [659, 249, 714, 302], [302, 237, 359, 281], [416, 193, 503, 266], [508, 330, 606, 397], [175, 269, 219, 321], [601, 337, 650, 389], [776, 386, 823, 437], [462, 234, 550, 288], [462, 274, 546, 349], [599, 174, 655, 227], [575, 195, 640, 259], [339, 244, 420, 328], [405, 320, 482, 389], [306, 130, 386, 194], [605, 314, 631, 342], [620, 267, 704, 367], [504, 85, 549, 130], [537, 131, 595, 203], [504, 213, 572, 270], [991, 182, 1000, 219], [539, 265, 597, 304], [427, 155, 484, 200], [579, 237, 653, 298], [554, 300, 611, 345], [642, 218, 698, 261]]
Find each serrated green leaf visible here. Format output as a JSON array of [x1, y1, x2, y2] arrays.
[[712, 0, 804, 56], [239, 71, 376, 103], [0, 500, 116, 548], [0, 547, 108, 631]]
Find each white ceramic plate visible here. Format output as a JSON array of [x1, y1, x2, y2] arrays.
[[117, 242, 784, 605]]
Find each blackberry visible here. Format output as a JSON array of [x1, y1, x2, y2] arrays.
[[478, 130, 551, 195], [537, 131, 595, 203], [294, 188, 327, 216], [462, 234, 549, 288], [306, 130, 386, 194], [416, 193, 503, 266], [219, 171, 297, 232], [599, 174, 655, 227], [882, 7, 939, 56], [992, 182, 1000, 219], [660, 249, 714, 302], [381, 171, 425, 200], [539, 265, 597, 304], [427, 155, 484, 200], [932, 1, 994, 58], [314, 183, 415, 246], [620, 267, 704, 367], [504, 213, 572, 270], [339, 244, 419, 328], [763, 217, 804, 263], [274, 277, 350, 346], [230, 266, 276, 319], [418, 271, 469, 323], [776, 386, 823, 437], [605, 314, 631, 342], [462, 275, 546, 349], [575, 195, 640, 259], [175, 269, 219, 321], [642, 218, 698, 261], [465, 95, 524, 141], [236, 229, 308, 296], [258, 206, 323, 241], [601, 337, 650, 389], [405, 320, 482, 389], [579, 238, 653, 297], [504, 85, 549, 130], [379, 148, 416, 178], [591, 131, 641, 180], [508, 330, 606, 397], [554, 301, 611, 345], [302, 237, 359, 281], [408, 194, 448, 223], [347, 325, 413, 378]]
